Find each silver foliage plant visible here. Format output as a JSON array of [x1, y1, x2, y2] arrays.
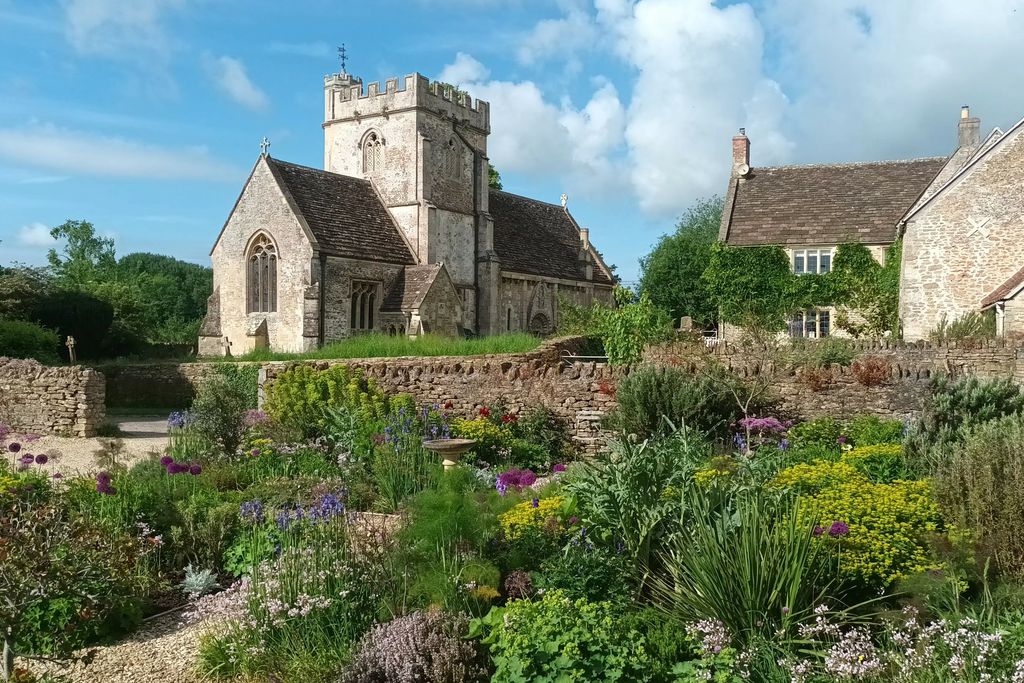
[[180, 564, 220, 599], [342, 610, 490, 683]]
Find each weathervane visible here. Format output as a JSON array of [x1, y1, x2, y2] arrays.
[[260, 136, 270, 157], [338, 44, 348, 75]]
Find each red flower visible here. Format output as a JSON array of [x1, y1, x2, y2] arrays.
[[478, 407, 491, 418], [501, 414, 518, 424], [444, 401, 454, 410]]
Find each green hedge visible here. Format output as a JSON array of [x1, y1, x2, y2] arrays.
[[0, 318, 60, 364]]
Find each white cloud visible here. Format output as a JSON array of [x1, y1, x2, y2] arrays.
[[204, 55, 270, 111], [437, 55, 626, 196], [438, 52, 491, 85], [0, 123, 239, 181], [517, 0, 599, 67], [16, 222, 54, 248], [61, 0, 185, 55], [267, 41, 331, 58]]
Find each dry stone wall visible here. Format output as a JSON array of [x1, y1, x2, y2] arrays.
[[0, 358, 105, 437]]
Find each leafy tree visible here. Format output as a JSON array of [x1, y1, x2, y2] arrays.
[[559, 288, 672, 365], [488, 163, 503, 190], [639, 197, 722, 326], [47, 219, 116, 285]]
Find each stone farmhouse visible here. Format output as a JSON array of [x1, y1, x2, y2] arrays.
[[718, 106, 1024, 341], [199, 70, 614, 355]]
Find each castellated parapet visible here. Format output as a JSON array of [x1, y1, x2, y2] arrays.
[[324, 72, 490, 134]]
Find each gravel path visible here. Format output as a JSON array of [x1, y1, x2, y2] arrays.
[[22, 612, 207, 683], [14, 416, 170, 476]]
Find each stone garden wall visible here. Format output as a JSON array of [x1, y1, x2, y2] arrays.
[[643, 338, 1024, 421], [0, 357, 105, 437], [99, 362, 229, 409]]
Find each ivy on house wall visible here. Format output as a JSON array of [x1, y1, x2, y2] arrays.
[[701, 241, 901, 337]]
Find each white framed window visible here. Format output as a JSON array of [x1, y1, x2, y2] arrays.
[[789, 309, 831, 339], [362, 131, 384, 174], [792, 248, 834, 275]]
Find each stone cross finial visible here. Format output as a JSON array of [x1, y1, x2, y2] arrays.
[[560, 193, 568, 208], [65, 336, 76, 364], [221, 336, 232, 357], [259, 137, 270, 157], [338, 44, 348, 75]]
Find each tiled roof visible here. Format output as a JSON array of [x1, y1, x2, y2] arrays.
[[382, 264, 444, 311], [981, 265, 1024, 308], [489, 189, 613, 285], [722, 157, 947, 247], [267, 158, 415, 264]]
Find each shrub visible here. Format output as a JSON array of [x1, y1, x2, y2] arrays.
[[608, 365, 740, 440], [841, 443, 906, 482], [787, 417, 843, 452], [191, 374, 249, 456], [851, 356, 891, 387], [451, 417, 512, 464], [513, 405, 575, 461], [564, 427, 707, 572], [798, 365, 835, 392], [932, 413, 1024, 578], [537, 532, 634, 603], [846, 415, 904, 446], [794, 337, 855, 367], [905, 376, 1024, 473], [0, 319, 59, 364], [264, 364, 395, 438], [473, 591, 658, 682], [213, 363, 259, 410], [929, 310, 996, 342], [343, 610, 490, 683], [498, 496, 565, 539], [808, 479, 942, 588]]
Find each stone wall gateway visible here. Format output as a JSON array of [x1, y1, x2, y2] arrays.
[[0, 357, 105, 437]]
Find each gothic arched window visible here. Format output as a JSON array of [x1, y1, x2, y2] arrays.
[[444, 138, 460, 177], [247, 233, 277, 313], [350, 281, 377, 333], [362, 131, 384, 174]]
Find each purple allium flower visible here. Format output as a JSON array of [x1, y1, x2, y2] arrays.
[[19, 454, 34, 465], [35, 454, 48, 465], [96, 481, 115, 495], [189, 463, 202, 476], [828, 521, 850, 538], [837, 435, 848, 445], [531, 498, 540, 508], [552, 463, 567, 473], [96, 471, 112, 484], [495, 468, 538, 495], [160, 455, 174, 466], [250, 448, 261, 458], [813, 525, 825, 537], [168, 462, 188, 475], [8, 442, 21, 453], [568, 516, 580, 526], [782, 606, 791, 615]]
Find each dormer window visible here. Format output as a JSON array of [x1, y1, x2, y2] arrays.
[[793, 248, 833, 275]]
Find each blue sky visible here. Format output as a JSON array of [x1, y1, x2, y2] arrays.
[[2, 0, 1024, 283]]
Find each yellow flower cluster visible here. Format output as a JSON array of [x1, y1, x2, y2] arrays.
[[695, 456, 739, 487], [770, 460, 866, 493], [499, 496, 564, 539], [809, 479, 941, 587], [841, 444, 903, 479], [774, 459, 941, 587], [0, 473, 18, 498], [451, 418, 511, 444]]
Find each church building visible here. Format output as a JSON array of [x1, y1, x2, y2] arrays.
[[199, 69, 614, 355]]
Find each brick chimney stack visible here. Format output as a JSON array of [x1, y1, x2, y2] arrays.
[[732, 128, 750, 177], [959, 105, 981, 149]]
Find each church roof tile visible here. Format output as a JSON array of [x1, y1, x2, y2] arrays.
[[267, 158, 415, 264], [488, 190, 613, 285], [721, 157, 947, 247]]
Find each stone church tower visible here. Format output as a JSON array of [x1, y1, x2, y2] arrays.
[[323, 73, 501, 334], [198, 68, 613, 356]]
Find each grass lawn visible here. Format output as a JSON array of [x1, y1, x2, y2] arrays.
[[213, 332, 542, 362]]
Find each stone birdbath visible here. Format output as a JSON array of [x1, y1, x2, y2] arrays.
[[422, 438, 476, 471]]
